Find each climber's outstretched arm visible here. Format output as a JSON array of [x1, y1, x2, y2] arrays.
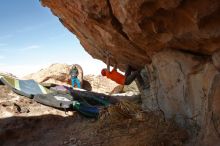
[[106, 56, 110, 71], [113, 62, 118, 70]]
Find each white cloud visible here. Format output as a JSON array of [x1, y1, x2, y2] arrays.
[[0, 64, 49, 78], [19, 45, 40, 51], [16, 22, 53, 33], [26, 45, 40, 49], [0, 63, 6, 66], [0, 59, 118, 78], [0, 62, 104, 78], [16, 26, 36, 33], [48, 34, 68, 40]]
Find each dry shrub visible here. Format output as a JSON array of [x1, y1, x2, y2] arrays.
[[98, 100, 188, 146], [99, 100, 142, 124]]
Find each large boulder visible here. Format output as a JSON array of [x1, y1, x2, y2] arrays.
[[40, 0, 220, 145], [83, 74, 118, 93], [41, 0, 220, 70], [24, 63, 83, 86], [24, 64, 121, 93], [83, 74, 139, 94], [140, 50, 220, 145]]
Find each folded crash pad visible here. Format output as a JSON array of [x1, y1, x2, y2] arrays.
[[0, 74, 51, 98], [65, 86, 110, 106], [34, 93, 99, 118], [72, 101, 99, 118], [34, 93, 73, 109]]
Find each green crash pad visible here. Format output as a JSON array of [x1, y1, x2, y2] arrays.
[[0, 73, 51, 98]]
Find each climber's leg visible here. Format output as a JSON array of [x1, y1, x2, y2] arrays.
[[75, 78, 81, 88]]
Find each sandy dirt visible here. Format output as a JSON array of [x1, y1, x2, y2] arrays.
[[0, 85, 188, 146]]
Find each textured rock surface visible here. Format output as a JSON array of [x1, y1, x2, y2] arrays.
[[212, 50, 220, 71], [141, 50, 220, 145], [84, 74, 139, 95], [83, 74, 118, 93], [41, 0, 220, 70], [40, 0, 220, 145]]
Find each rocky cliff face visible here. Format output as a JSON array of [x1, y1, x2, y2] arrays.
[[41, 0, 220, 69], [41, 0, 220, 145], [140, 50, 220, 145]]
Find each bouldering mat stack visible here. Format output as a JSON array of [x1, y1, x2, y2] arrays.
[[65, 86, 110, 107], [0, 73, 102, 118], [0, 74, 51, 98], [34, 93, 73, 109], [72, 101, 99, 118], [34, 93, 99, 118]]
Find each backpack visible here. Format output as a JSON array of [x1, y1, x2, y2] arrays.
[[70, 67, 78, 77]]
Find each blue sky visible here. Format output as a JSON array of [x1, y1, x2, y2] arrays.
[[0, 0, 105, 77]]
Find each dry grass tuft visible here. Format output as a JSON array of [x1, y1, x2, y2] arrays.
[[98, 100, 188, 146], [99, 100, 141, 123]]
